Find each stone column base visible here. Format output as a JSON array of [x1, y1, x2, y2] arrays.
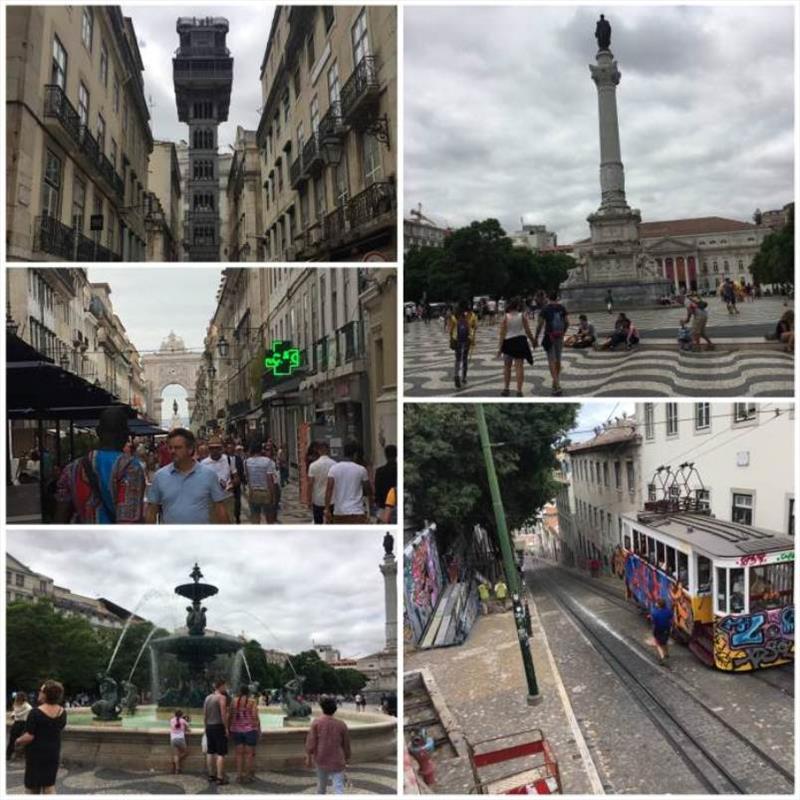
[[559, 278, 673, 311]]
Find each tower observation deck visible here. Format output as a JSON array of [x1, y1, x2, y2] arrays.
[[173, 17, 233, 261]]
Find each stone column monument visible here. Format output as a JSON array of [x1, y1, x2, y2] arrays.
[[380, 532, 398, 653], [560, 14, 670, 309]]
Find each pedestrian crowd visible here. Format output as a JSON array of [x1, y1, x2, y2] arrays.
[[49, 406, 396, 526]]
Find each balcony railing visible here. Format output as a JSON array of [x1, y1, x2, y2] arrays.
[[42, 84, 125, 199], [43, 84, 81, 143], [289, 155, 304, 188], [35, 215, 74, 260], [173, 59, 233, 79], [324, 205, 348, 242], [75, 231, 96, 261], [318, 101, 346, 141], [340, 56, 381, 123], [301, 133, 324, 177], [312, 322, 364, 374], [348, 180, 395, 230]]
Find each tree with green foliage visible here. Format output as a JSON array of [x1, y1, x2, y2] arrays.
[[405, 246, 443, 304], [241, 640, 284, 690], [6, 600, 108, 697], [404, 403, 578, 550], [280, 650, 368, 696], [97, 621, 170, 690], [335, 668, 369, 696], [751, 206, 794, 288]]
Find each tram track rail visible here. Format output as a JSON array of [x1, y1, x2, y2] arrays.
[[552, 564, 795, 699], [531, 568, 794, 794]]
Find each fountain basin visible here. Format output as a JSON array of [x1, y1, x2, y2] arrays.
[[6, 707, 396, 771]]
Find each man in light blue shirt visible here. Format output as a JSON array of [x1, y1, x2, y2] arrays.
[[145, 428, 229, 524]]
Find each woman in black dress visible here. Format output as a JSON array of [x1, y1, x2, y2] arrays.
[[15, 679, 67, 794]]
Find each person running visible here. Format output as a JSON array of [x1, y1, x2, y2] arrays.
[[305, 697, 351, 795], [308, 442, 336, 524], [722, 278, 740, 315], [324, 442, 373, 524], [14, 680, 67, 794], [203, 678, 230, 786], [55, 406, 145, 524], [682, 295, 713, 351], [7, 692, 32, 761], [534, 292, 569, 396], [145, 428, 229, 524], [230, 685, 261, 784], [244, 442, 278, 524], [497, 298, 536, 397], [169, 709, 190, 774], [651, 597, 673, 665], [448, 300, 478, 389]]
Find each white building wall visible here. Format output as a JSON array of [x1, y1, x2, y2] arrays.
[[636, 402, 795, 535]]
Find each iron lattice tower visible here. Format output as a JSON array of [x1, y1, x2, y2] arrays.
[[173, 17, 233, 261]]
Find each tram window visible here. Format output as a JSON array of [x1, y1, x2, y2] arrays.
[[633, 530, 640, 554], [697, 556, 711, 594], [666, 546, 676, 578], [715, 567, 728, 612], [646, 536, 655, 562], [749, 563, 793, 611], [730, 568, 745, 612], [656, 541, 665, 568], [677, 551, 689, 585], [623, 535, 631, 551]]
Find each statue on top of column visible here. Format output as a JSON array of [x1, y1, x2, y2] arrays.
[[595, 14, 611, 50]]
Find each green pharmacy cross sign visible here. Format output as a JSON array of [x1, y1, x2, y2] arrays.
[[264, 340, 301, 376]]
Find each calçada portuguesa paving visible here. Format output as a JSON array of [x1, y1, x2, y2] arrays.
[[404, 295, 794, 397]]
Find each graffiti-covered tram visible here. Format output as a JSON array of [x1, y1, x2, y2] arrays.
[[620, 507, 794, 671]]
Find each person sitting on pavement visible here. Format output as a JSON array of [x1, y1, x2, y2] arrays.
[[600, 313, 639, 350], [565, 314, 596, 348], [770, 309, 794, 353]]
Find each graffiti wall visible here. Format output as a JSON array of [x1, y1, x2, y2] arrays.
[[404, 528, 446, 644], [713, 606, 795, 671], [624, 554, 694, 636]]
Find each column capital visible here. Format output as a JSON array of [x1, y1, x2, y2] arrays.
[[590, 53, 621, 88]]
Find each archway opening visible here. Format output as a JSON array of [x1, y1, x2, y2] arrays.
[[161, 384, 189, 429]]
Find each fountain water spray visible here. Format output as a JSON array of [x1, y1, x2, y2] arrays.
[[127, 626, 159, 685], [106, 588, 161, 673]]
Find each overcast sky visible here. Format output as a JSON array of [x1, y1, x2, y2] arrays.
[[573, 401, 635, 442], [405, 5, 795, 242], [122, 3, 275, 149], [8, 529, 391, 658]]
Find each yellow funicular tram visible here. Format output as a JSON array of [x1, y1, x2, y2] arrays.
[[619, 464, 794, 671]]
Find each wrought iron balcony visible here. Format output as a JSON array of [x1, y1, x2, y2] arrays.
[[318, 101, 346, 141], [289, 154, 305, 189], [336, 320, 364, 364], [340, 56, 381, 124], [35, 216, 74, 260], [42, 84, 125, 199], [314, 336, 330, 373], [324, 205, 348, 242], [348, 180, 395, 230], [75, 231, 96, 261], [301, 134, 324, 177]]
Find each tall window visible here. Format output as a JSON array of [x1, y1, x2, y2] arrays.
[[331, 270, 338, 330], [310, 96, 320, 133], [96, 114, 106, 154], [41, 150, 62, 217], [732, 492, 754, 526], [81, 7, 94, 51], [626, 460, 635, 494], [110, 138, 117, 169], [351, 8, 369, 66], [323, 6, 335, 31], [99, 42, 108, 86], [644, 403, 654, 439], [734, 402, 757, 422], [695, 402, 710, 430], [51, 36, 67, 89], [666, 403, 678, 436], [362, 134, 383, 185], [78, 82, 89, 128], [71, 176, 86, 232], [789, 497, 795, 537], [614, 460, 621, 489], [327, 62, 340, 107], [306, 32, 316, 70], [122, 101, 128, 133], [335, 159, 349, 208], [282, 90, 290, 123], [113, 73, 120, 113], [314, 174, 326, 221], [92, 194, 102, 243]]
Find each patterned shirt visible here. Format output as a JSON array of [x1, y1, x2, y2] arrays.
[[305, 715, 351, 772]]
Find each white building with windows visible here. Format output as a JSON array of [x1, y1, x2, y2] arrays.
[[636, 402, 794, 536], [565, 416, 643, 566]]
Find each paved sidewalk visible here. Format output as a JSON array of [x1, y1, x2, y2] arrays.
[[405, 597, 601, 793], [6, 758, 396, 794]]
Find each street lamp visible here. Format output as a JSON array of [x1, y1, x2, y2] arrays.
[[217, 335, 230, 359], [320, 138, 343, 167], [207, 363, 217, 379]]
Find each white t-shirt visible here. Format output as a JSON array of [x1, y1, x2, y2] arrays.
[[201, 455, 237, 498], [308, 454, 336, 507], [245, 456, 277, 492], [328, 460, 369, 516]]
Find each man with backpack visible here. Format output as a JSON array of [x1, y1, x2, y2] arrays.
[[447, 300, 477, 389], [55, 406, 145, 524], [534, 291, 569, 396], [721, 278, 739, 315], [682, 294, 714, 351]]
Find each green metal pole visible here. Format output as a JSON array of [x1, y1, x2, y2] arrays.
[[475, 404, 541, 705]]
